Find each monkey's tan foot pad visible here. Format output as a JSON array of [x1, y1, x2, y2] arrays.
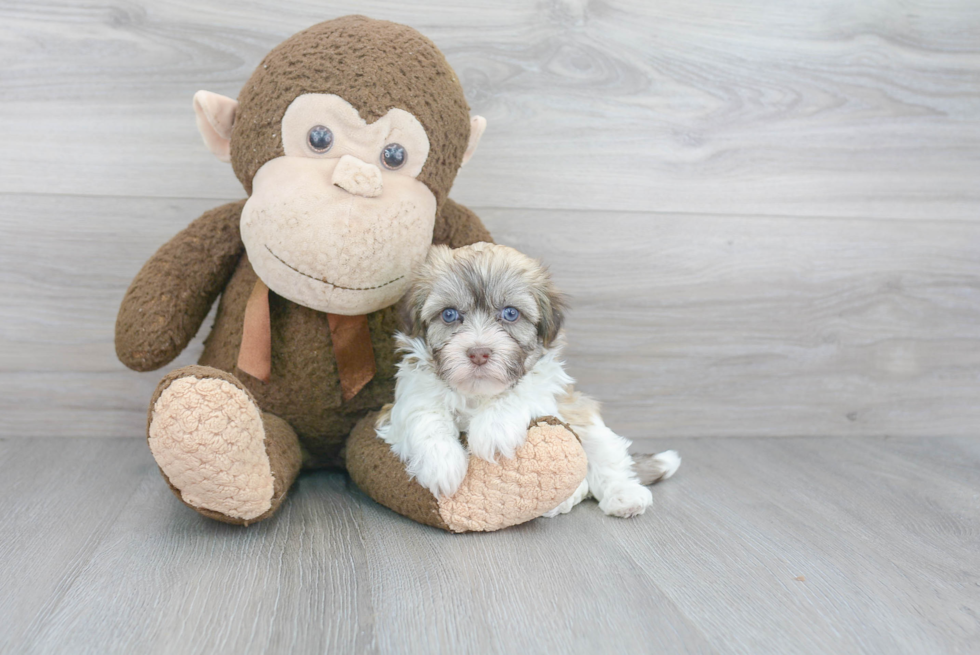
[[347, 414, 588, 533], [147, 365, 283, 524]]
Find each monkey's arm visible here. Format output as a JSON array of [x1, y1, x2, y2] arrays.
[[115, 199, 246, 371], [432, 198, 493, 248]]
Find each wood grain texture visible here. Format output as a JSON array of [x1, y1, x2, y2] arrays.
[[0, 438, 150, 652], [2, 436, 977, 654], [3, 4, 978, 653], [488, 208, 980, 437], [2, 194, 978, 438], [0, 0, 979, 219]]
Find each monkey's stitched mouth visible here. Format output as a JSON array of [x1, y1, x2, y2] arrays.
[[265, 245, 404, 291]]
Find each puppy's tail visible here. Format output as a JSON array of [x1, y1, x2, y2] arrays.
[[632, 450, 681, 485]]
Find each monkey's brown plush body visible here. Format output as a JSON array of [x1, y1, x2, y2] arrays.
[[116, 17, 587, 530]]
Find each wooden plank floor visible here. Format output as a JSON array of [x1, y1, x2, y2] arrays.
[[2, 436, 977, 654]]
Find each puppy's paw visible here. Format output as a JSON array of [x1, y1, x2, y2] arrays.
[[542, 478, 590, 518], [406, 440, 469, 498], [466, 415, 529, 462], [598, 482, 654, 518]]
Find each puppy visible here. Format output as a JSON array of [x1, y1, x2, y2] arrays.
[[376, 243, 680, 518]]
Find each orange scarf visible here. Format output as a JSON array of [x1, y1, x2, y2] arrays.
[[237, 279, 376, 401]]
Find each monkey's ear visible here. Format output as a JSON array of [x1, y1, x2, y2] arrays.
[[461, 116, 487, 166], [193, 90, 238, 163]]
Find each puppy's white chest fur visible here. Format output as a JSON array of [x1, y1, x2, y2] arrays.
[[453, 397, 485, 433]]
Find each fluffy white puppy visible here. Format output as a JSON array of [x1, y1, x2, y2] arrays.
[[376, 243, 680, 518]]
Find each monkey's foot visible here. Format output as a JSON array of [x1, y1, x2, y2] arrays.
[[347, 415, 588, 533], [147, 366, 300, 525]]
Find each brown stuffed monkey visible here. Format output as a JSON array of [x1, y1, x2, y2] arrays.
[[115, 16, 586, 531]]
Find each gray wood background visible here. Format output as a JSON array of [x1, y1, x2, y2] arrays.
[[2, 0, 979, 439]]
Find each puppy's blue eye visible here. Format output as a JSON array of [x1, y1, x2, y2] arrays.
[[441, 308, 459, 323], [501, 307, 520, 322]]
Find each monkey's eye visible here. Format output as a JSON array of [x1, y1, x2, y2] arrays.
[[381, 143, 407, 170], [501, 307, 520, 322], [441, 308, 460, 324], [307, 125, 334, 153]]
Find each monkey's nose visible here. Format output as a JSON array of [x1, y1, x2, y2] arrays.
[[467, 347, 492, 366], [332, 154, 383, 198]]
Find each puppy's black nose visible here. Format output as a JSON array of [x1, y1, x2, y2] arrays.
[[467, 347, 491, 366]]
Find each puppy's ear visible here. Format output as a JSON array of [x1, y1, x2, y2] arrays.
[[406, 284, 428, 338], [395, 292, 417, 335], [534, 279, 566, 347], [404, 245, 450, 337]]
